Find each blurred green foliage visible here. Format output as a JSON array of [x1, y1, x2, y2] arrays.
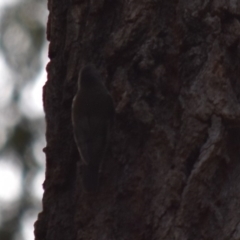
[[0, 0, 47, 239], [0, 0, 45, 80]]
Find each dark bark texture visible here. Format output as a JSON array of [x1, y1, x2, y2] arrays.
[[35, 0, 240, 240]]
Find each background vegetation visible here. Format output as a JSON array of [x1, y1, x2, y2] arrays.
[[0, 0, 47, 239]]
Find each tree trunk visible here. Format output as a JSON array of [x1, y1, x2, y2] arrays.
[[35, 1, 240, 240]]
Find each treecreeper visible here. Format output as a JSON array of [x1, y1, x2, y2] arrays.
[[72, 64, 115, 192]]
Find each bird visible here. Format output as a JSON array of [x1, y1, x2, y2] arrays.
[[72, 64, 115, 192]]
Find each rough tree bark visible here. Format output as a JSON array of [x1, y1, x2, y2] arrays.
[[35, 0, 240, 240]]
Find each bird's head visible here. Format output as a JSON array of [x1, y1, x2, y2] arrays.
[[78, 64, 103, 89]]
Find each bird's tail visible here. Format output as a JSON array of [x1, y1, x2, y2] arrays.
[[82, 165, 99, 192]]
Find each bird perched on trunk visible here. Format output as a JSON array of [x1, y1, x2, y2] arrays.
[[72, 64, 115, 192]]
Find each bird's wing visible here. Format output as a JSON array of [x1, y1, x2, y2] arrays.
[[87, 115, 109, 167], [73, 115, 92, 165]]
